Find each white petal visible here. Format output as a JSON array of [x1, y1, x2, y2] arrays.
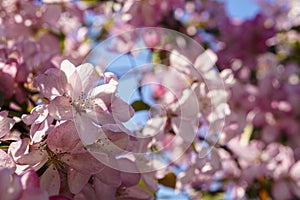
[[61, 60, 76, 82], [74, 113, 100, 145], [174, 89, 199, 119], [142, 116, 167, 137], [194, 49, 217, 72], [76, 63, 99, 95], [172, 118, 197, 143]]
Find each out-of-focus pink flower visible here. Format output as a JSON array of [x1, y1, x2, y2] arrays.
[[108, 23, 136, 54], [0, 58, 28, 102], [143, 87, 199, 143], [0, 168, 22, 200], [142, 66, 190, 104], [217, 14, 275, 69], [170, 48, 218, 80], [270, 150, 300, 199], [121, 0, 184, 27], [143, 30, 161, 49]]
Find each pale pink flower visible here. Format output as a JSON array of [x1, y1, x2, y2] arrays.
[[34, 60, 134, 125], [269, 149, 300, 199], [9, 120, 105, 196], [73, 158, 154, 200], [46, 121, 106, 175], [170, 48, 218, 80], [22, 105, 53, 144], [142, 87, 199, 143], [0, 110, 15, 139], [8, 138, 48, 174], [108, 23, 136, 54]]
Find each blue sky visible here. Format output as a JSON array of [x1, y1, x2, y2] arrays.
[[222, 0, 260, 19]]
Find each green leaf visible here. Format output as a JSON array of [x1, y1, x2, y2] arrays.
[[138, 179, 156, 195], [158, 172, 177, 189], [201, 192, 224, 200], [131, 100, 151, 112]]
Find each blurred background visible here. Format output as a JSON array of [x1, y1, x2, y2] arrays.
[[1, 0, 300, 199]]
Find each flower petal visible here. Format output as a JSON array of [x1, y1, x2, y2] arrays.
[[48, 96, 73, 120], [61, 152, 105, 175], [68, 167, 90, 194], [33, 68, 68, 100], [142, 116, 167, 137], [74, 113, 100, 145], [17, 150, 48, 167], [20, 188, 49, 200], [0, 149, 15, 171], [111, 97, 134, 122], [174, 89, 199, 119], [272, 180, 292, 200], [8, 138, 29, 161], [89, 84, 117, 104], [19, 188, 49, 200], [290, 161, 300, 183], [95, 167, 121, 187], [30, 120, 51, 143], [40, 164, 61, 196], [171, 118, 197, 143], [47, 121, 81, 154], [74, 184, 98, 200], [76, 63, 99, 95], [117, 185, 154, 200], [194, 49, 217, 73], [0, 168, 22, 200], [118, 158, 141, 187], [20, 170, 40, 189], [94, 178, 117, 200], [142, 172, 159, 192], [60, 60, 76, 82], [0, 110, 15, 138]]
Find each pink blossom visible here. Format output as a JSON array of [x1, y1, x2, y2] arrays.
[[34, 60, 134, 124], [0, 110, 15, 139], [121, 0, 184, 27], [22, 105, 53, 144], [143, 30, 161, 49]]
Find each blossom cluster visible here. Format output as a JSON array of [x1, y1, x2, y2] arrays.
[[0, 0, 300, 199]]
